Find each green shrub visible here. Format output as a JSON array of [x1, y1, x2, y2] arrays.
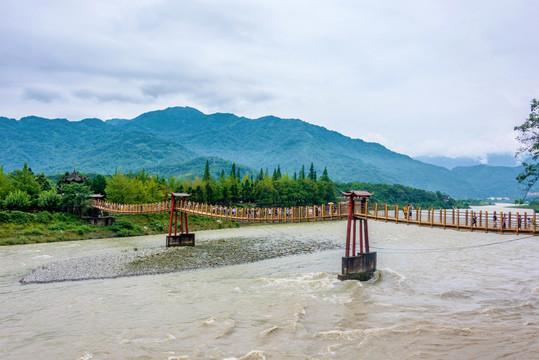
[[37, 190, 62, 211], [51, 212, 71, 222], [0, 211, 10, 223], [74, 225, 92, 235], [0, 210, 35, 224], [4, 190, 31, 210], [35, 211, 53, 224], [110, 220, 142, 236], [48, 223, 67, 231], [149, 221, 165, 232]]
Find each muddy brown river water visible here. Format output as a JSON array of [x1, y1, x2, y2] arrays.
[[1, 219, 538, 359]]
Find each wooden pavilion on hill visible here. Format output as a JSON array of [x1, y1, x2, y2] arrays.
[[61, 169, 87, 184]]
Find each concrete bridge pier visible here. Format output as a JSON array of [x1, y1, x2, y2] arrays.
[[338, 191, 377, 281]]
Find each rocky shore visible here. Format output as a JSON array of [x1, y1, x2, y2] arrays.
[[20, 236, 340, 284]]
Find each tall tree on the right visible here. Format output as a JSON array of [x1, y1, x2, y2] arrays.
[[514, 98, 539, 201]]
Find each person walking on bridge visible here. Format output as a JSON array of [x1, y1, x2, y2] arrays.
[[493, 211, 498, 228]]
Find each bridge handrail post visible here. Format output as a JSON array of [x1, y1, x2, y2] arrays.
[[508, 212, 512, 232], [443, 209, 447, 228], [395, 205, 399, 224], [479, 210, 483, 229], [366, 199, 369, 216]]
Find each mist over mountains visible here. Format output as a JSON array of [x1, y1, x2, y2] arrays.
[[0, 106, 525, 199], [415, 154, 519, 169]]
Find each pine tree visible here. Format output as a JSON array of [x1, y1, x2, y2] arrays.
[[299, 165, 306, 180], [230, 163, 237, 179], [203, 160, 211, 182], [320, 167, 330, 182], [308, 162, 316, 181]]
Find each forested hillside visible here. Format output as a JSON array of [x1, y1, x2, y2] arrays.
[[0, 107, 526, 199]]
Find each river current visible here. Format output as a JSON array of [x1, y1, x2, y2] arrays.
[[1, 217, 538, 359]]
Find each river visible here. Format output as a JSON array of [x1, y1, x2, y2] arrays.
[[1, 218, 538, 359]]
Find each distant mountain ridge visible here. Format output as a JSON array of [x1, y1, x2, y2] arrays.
[[415, 154, 519, 169], [0, 107, 526, 199]]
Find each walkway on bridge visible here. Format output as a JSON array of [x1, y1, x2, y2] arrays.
[[91, 199, 539, 235]]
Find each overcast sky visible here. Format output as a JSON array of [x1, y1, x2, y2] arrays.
[[1, 1, 538, 159]]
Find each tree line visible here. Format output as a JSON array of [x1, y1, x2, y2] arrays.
[[104, 161, 337, 207], [0, 164, 97, 213], [0, 161, 466, 213]]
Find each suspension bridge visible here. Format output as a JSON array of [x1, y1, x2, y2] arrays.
[[91, 197, 538, 235]]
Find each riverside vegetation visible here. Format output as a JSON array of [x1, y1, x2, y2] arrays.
[[0, 161, 466, 245]]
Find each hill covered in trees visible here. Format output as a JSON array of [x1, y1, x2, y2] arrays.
[[0, 163, 464, 211], [0, 107, 526, 199]]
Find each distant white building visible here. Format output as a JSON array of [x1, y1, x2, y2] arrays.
[[486, 196, 511, 201]]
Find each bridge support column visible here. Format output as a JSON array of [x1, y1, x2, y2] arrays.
[[166, 192, 195, 247], [338, 190, 377, 281]]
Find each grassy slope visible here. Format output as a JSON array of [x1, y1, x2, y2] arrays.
[[0, 211, 238, 246]]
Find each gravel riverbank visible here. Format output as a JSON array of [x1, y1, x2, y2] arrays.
[[20, 236, 340, 284]]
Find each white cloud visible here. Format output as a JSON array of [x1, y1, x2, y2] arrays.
[[0, 0, 537, 157]]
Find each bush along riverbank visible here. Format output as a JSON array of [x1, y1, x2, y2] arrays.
[[0, 210, 238, 246]]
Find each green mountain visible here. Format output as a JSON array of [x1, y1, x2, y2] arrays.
[[0, 115, 196, 174], [0, 107, 526, 199]]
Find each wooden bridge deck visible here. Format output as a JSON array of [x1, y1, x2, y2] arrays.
[[91, 199, 539, 235]]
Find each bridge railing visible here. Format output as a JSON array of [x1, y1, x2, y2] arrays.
[[92, 199, 538, 234], [176, 201, 349, 222], [358, 202, 538, 234]]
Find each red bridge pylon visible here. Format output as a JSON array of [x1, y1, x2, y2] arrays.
[[166, 193, 195, 247], [338, 191, 377, 281]]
